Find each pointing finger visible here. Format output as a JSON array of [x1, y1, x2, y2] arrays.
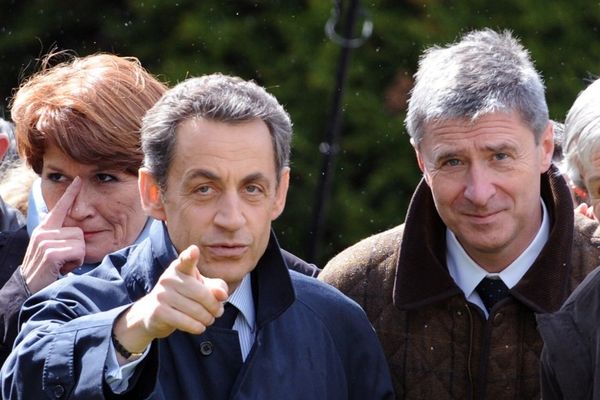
[[42, 177, 82, 229], [175, 245, 201, 277]]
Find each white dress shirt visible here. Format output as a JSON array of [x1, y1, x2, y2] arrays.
[[225, 273, 256, 360], [447, 199, 550, 318]]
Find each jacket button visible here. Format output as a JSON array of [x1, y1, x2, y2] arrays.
[[200, 341, 213, 356], [52, 384, 65, 398], [492, 312, 504, 326]]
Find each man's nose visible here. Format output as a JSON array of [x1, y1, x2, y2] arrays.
[[213, 192, 246, 231], [463, 164, 496, 207]]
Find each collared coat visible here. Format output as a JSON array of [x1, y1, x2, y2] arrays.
[[1, 222, 393, 400], [537, 263, 600, 399], [319, 166, 600, 399]]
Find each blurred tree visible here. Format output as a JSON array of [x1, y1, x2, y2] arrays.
[[1, 0, 600, 265]]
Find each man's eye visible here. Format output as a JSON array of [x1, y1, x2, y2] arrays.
[[196, 186, 212, 194], [444, 159, 461, 167], [96, 173, 117, 183], [494, 153, 509, 161], [245, 185, 263, 194]]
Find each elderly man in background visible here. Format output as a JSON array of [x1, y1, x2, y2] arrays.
[[537, 77, 600, 399], [0, 118, 25, 230]]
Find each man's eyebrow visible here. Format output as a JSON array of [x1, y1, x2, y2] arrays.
[[183, 170, 271, 186], [483, 143, 516, 153], [430, 146, 461, 162], [183, 169, 219, 182], [434, 141, 516, 155], [434, 150, 459, 160], [242, 172, 268, 182]]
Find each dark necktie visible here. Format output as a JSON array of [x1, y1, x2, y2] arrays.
[[476, 277, 510, 312], [213, 302, 239, 329]]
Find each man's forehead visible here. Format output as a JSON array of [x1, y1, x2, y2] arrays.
[[425, 110, 522, 129], [422, 113, 531, 140]]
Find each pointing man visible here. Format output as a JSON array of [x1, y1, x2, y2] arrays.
[[1, 74, 394, 399]]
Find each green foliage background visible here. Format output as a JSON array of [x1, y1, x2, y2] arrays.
[[1, 0, 599, 265]]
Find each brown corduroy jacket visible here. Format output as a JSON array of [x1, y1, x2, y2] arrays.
[[320, 167, 600, 399]]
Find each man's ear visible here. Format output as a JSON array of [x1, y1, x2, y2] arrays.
[[411, 138, 426, 174], [139, 167, 167, 221], [539, 122, 555, 172], [271, 167, 290, 221], [411, 139, 433, 186], [415, 148, 426, 174], [0, 133, 10, 161]]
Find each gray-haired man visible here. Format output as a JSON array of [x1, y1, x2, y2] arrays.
[[2, 75, 394, 399], [320, 29, 600, 398]]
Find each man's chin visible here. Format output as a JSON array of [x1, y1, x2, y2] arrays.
[[199, 261, 255, 279]]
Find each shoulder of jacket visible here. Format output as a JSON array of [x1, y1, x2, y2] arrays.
[[571, 213, 600, 278], [563, 266, 600, 311], [293, 271, 373, 329], [319, 224, 403, 286], [327, 224, 403, 267]]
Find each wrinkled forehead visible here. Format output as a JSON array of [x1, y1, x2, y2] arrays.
[[421, 111, 532, 139]]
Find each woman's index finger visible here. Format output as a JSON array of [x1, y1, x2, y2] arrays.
[[41, 176, 82, 229]]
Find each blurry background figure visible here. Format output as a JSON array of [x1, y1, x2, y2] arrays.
[[561, 78, 600, 220], [538, 80, 600, 400], [0, 118, 25, 230], [0, 165, 37, 218], [0, 118, 19, 171], [551, 120, 565, 164]]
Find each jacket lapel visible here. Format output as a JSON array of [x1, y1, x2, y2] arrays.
[[394, 178, 461, 309], [511, 167, 573, 313], [252, 232, 296, 329]]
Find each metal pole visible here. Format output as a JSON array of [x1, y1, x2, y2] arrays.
[[307, 0, 370, 262]]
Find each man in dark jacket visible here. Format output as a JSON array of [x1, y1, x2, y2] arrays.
[[0, 119, 28, 365], [536, 77, 600, 400], [0, 74, 394, 399], [0, 119, 25, 232], [319, 29, 600, 399], [537, 266, 600, 400]]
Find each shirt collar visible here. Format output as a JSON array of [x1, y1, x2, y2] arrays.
[[447, 198, 550, 299], [226, 273, 256, 332]]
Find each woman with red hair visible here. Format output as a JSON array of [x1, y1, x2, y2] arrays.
[[0, 52, 166, 365]]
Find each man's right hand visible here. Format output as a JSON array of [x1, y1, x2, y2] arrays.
[[112, 245, 229, 361]]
